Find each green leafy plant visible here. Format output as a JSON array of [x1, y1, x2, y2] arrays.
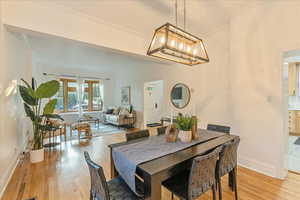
[[19, 78, 62, 150], [175, 115, 196, 131]]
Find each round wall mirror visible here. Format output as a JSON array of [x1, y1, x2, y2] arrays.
[[170, 83, 191, 109]]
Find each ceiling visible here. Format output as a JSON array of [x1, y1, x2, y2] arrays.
[[52, 0, 265, 37], [25, 29, 170, 71]]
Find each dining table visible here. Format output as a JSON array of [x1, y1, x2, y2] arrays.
[[108, 129, 239, 200]]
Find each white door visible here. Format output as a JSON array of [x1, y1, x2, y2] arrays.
[[144, 80, 163, 126]]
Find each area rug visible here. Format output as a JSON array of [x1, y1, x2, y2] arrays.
[[68, 123, 125, 140], [294, 137, 300, 145]]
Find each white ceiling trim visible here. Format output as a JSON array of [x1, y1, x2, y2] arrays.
[[1, 1, 149, 56], [49, 2, 148, 40]]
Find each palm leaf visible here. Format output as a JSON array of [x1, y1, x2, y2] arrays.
[[36, 80, 60, 98], [43, 99, 58, 115], [19, 86, 37, 105]]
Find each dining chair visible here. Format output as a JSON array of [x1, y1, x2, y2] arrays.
[[126, 130, 150, 141], [216, 137, 240, 200], [207, 124, 230, 134], [162, 146, 222, 200], [157, 126, 167, 135], [84, 151, 144, 200]]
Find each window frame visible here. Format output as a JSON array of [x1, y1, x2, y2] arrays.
[[57, 78, 102, 113]]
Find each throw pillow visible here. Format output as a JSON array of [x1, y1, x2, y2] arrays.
[[106, 109, 114, 114], [113, 108, 120, 115], [119, 108, 130, 116]]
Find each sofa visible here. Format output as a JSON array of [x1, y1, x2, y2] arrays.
[[104, 105, 136, 128]]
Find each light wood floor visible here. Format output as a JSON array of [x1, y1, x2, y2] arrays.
[[2, 129, 300, 200]]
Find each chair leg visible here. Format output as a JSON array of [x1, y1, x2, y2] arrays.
[[90, 191, 93, 200], [60, 128, 62, 143], [171, 192, 174, 200], [229, 170, 234, 191], [233, 168, 238, 200], [212, 184, 216, 200], [218, 177, 222, 200]]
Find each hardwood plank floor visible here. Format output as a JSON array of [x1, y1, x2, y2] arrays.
[[2, 130, 300, 200]]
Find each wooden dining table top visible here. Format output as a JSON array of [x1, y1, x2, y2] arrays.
[[109, 129, 239, 200]]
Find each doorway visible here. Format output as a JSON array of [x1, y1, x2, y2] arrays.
[[143, 80, 164, 128], [284, 52, 300, 174]]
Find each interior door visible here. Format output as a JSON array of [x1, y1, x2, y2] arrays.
[[144, 81, 163, 125]]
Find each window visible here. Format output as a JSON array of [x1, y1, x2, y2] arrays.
[[56, 79, 103, 112], [92, 81, 103, 111], [55, 81, 64, 111]]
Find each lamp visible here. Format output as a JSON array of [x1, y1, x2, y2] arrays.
[[147, 0, 209, 66]]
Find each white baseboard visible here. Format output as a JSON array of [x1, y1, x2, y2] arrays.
[[238, 156, 278, 178], [0, 155, 20, 198], [0, 132, 29, 198]]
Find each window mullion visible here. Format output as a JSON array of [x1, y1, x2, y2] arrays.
[[63, 80, 68, 112], [88, 81, 93, 111]]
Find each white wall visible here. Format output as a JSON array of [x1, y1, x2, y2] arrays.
[[228, 3, 300, 178], [0, 19, 32, 200], [27, 24, 230, 129], [112, 27, 230, 128]]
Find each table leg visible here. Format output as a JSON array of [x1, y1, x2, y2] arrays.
[[64, 124, 67, 142], [144, 174, 162, 200], [110, 148, 118, 179]]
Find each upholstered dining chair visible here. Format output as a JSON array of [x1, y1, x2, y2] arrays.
[[126, 130, 150, 142], [157, 126, 167, 135], [162, 147, 222, 200], [216, 137, 240, 200], [84, 151, 144, 200], [207, 124, 231, 134]]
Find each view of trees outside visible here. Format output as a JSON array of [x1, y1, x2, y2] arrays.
[[55, 81, 64, 111], [55, 79, 103, 112], [67, 81, 78, 111], [93, 82, 102, 110]]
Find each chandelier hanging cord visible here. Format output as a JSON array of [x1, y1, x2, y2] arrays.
[[174, 0, 186, 30], [175, 0, 178, 26], [184, 0, 186, 30]]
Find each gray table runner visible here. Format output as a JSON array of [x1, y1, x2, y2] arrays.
[[112, 130, 225, 195]]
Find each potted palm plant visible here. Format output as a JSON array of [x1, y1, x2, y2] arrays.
[[19, 78, 62, 163], [175, 115, 196, 143]]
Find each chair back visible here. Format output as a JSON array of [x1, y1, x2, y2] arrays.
[[207, 124, 230, 134], [84, 152, 110, 200], [188, 147, 222, 200], [157, 126, 167, 135], [217, 137, 240, 177], [126, 129, 150, 141]]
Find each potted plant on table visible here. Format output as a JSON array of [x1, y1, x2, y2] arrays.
[[19, 79, 62, 163], [175, 115, 196, 143]]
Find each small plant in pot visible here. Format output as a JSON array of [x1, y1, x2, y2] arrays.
[[19, 78, 62, 163], [175, 115, 196, 143]]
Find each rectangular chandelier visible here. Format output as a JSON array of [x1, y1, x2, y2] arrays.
[[147, 23, 209, 66]]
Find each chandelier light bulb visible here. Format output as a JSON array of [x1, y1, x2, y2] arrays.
[[160, 36, 165, 44], [187, 46, 191, 52], [170, 40, 176, 47], [193, 49, 197, 55], [179, 42, 184, 50]]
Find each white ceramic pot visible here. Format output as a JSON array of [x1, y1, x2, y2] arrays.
[[178, 130, 192, 143], [30, 148, 44, 163]]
